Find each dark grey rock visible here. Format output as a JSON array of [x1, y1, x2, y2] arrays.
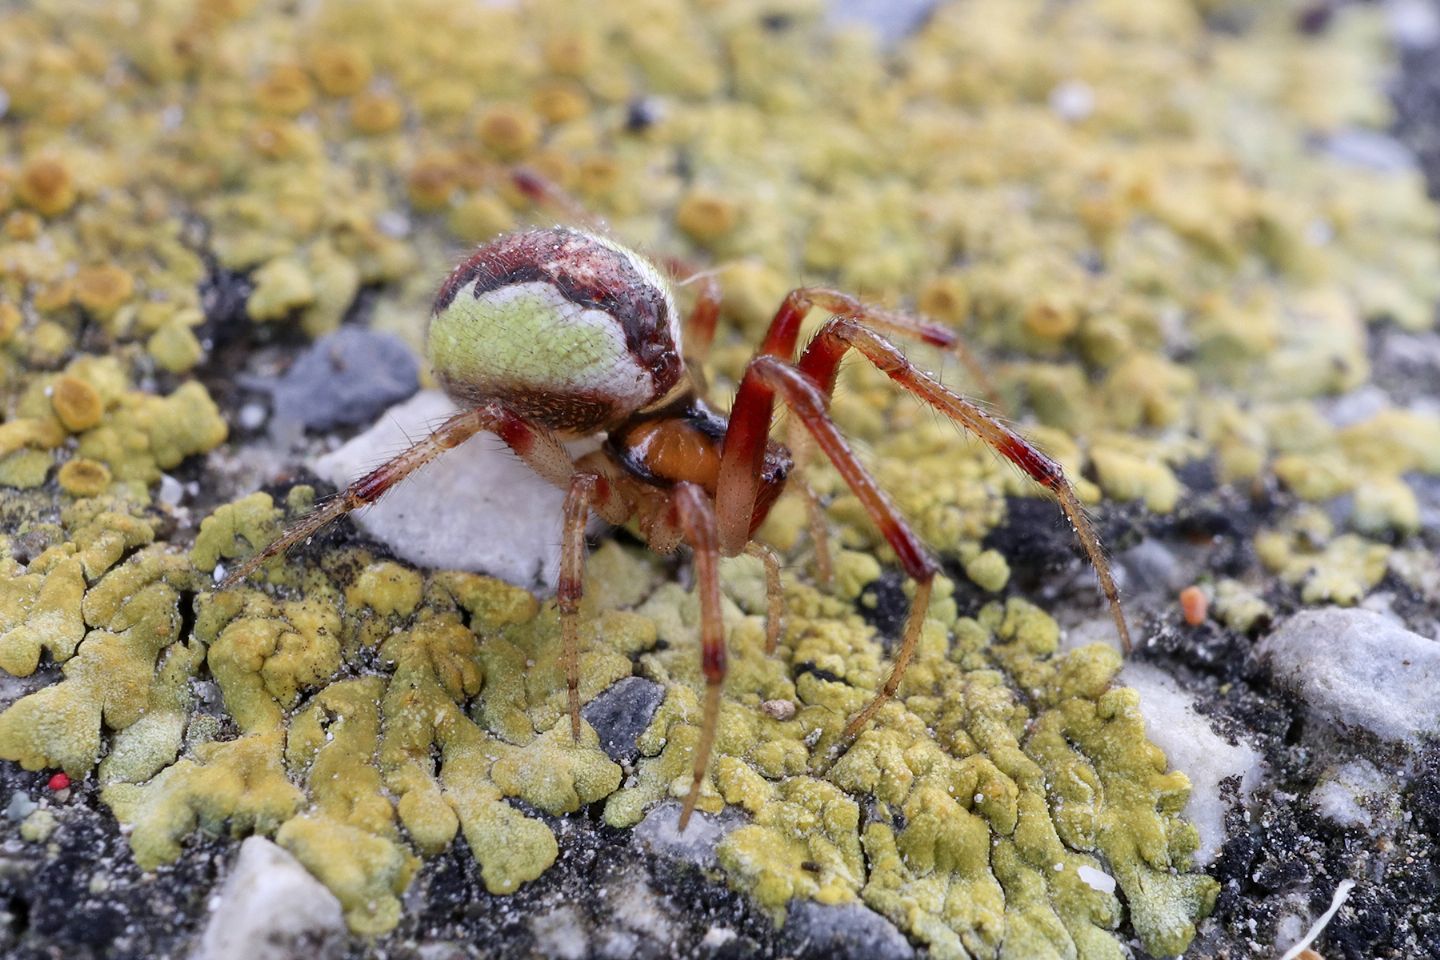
[[268, 327, 419, 432], [779, 901, 915, 960], [583, 676, 665, 763], [1256, 608, 1440, 743]]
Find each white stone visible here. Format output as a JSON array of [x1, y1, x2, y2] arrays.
[[530, 904, 588, 960], [314, 390, 596, 589], [1388, 0, 1440, 49], [193, 836, 344, 960], [1256, 608, 1440, 743], [1122, 663, 1265, 865], [1049, 80, 1096, 122]]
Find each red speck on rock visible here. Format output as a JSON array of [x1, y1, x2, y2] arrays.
[[46, 772, 70, 791]]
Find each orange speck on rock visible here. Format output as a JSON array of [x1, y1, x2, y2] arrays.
[[351, 90, 405, 135], [310, 43, 372, 97], [255, 64, 315, 116], [476, 106, 541, 160], [1179, 585, 1208, 626], [407, 156, 459, 212]]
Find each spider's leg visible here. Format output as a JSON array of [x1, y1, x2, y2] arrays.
[[740, 358, 940, 754], [558, 472, 621, 740], [218, 404, 573, 589], [672, 482, 725, 831], [510, 166, 606, 233], [718, 286, 1000, 552], [743, 541, 784, 654], [797, 318, 1131, 654]]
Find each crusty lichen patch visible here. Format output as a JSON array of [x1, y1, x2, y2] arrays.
[[0, 515, 1216, 952]]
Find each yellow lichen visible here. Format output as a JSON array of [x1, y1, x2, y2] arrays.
[[16, 157, 76, 217], [50, 374, 103, 432], [56, 457, 111, 497]]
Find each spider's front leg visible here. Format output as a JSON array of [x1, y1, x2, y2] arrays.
[[724, 358, 941, 755], [796, 318, 1131, 654]]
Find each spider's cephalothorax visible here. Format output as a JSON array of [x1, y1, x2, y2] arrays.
[[223, 225, 1132, 833]]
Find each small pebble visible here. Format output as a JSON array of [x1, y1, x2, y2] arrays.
[[760, 699, 796, 721], [267, 328, 420, 432], [158, 473, 185, 506], [5, 792, 37, 822], [238, 403, 267, 430]]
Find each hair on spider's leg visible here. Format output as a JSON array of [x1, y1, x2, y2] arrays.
[[673, 482, 725, 832], [743, 541, 784, 654], [558, 473, 611, 741], [741, 359, 942, 763], [217, 406, 499, 589], [797, 318, 1133, 654]]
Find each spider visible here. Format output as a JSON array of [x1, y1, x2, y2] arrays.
[[221, 226, 1131, 829]]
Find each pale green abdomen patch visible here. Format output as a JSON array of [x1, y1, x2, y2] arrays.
[[428, 280, 656, 429]]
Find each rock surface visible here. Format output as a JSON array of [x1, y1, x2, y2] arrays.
[[266, 327, 419, 432], [1255, 608, 1440, 743], [583, 677, 666, 763], [778, 901, 915, 960], [194, 837, 345, 960]]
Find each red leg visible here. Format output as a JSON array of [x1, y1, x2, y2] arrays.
[[716, 287, 998, 554], [672, 482, 725, 831], [743, 542, 783, 654], [677, 271, 721, 368], [218, 404, 581, 589], [510, 166, 607, 234], [221, 406, 497, 587], [738, 357, 941, 754], [797, 318, 1132, 654], [558, 473, 617, 740]]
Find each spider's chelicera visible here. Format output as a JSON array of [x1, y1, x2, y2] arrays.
[[222, 225, 1131, 829]]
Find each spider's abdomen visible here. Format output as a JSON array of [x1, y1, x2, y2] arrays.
[[428, 228, 684, 434]]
